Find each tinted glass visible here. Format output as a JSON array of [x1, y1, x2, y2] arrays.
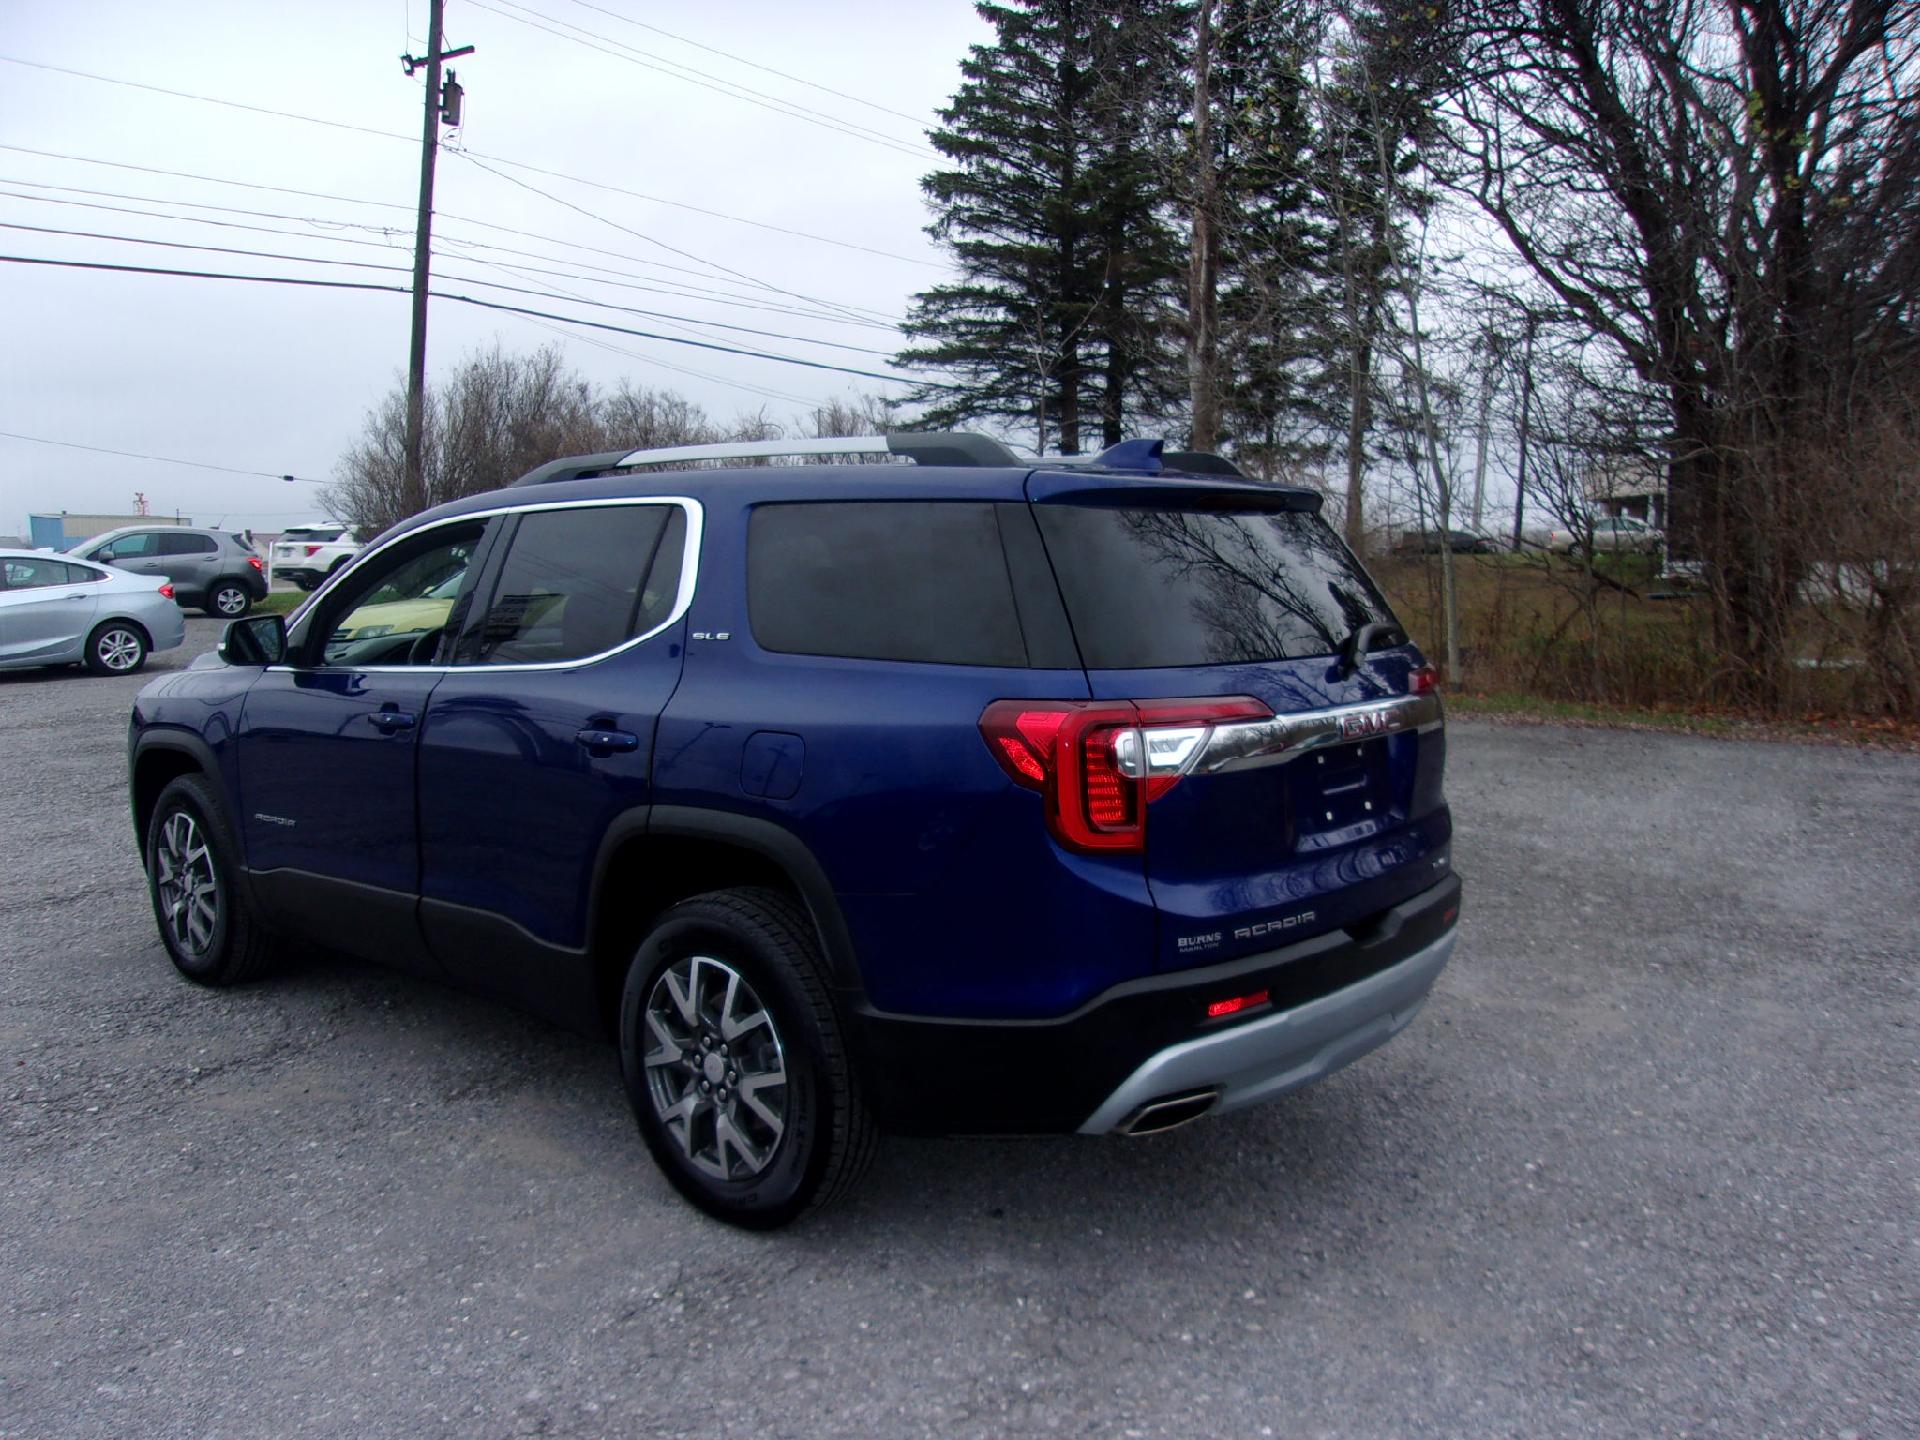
[[1035, 504, 1400, 669], [285, 526, 346, 542], [470, 504, 676, 665], [96, 532, 158, 561], [749, 502, 1026, 666], [316, 525, 483, 667], [3, 557, 73, 589], [159, 531, 217, 555]]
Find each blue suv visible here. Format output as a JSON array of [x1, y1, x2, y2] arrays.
[[128, 433, 1459, 1228]]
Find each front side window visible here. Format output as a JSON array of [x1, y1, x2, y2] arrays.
[[467, 504, 684, 666], [95, 532, 159, 562], [312, 524, 484, 667]]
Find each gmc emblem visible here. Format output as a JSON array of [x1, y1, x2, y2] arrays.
[[1340, 709, 1391, 739]]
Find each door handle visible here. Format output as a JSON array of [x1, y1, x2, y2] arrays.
[[368, 709, 417, 733], [576, 727, 639, 753]]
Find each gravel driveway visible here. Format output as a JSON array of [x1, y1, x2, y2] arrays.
[[3, 620, 1915, 1439]]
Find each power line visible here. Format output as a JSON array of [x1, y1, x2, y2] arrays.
[[0, 55, 412, 143], [558, 0, 935, 129], [0, 167, 904, 327], [0, 253, 949, 388], [469, 0, 932, 159], [457, 153, 897, 325], [0, 217, 901, 357], [0, 177, 906, 334], [0, 427, 323, 481]]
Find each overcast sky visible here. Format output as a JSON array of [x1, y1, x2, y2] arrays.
[[0, 0, 988, 535]]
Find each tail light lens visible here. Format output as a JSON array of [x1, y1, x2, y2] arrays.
[[304, 545, 322, 556], [247, 555, 264, 572], [158, 583, 175, 599], [1409, 663, 1439, 695], [980, 696, 1270, 854]]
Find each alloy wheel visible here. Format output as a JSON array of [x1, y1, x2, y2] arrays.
[[154, 811, 219, 957], [643, 955, 789, 1181], [97, 628, 143, 672], [214, 586, 248, 616]]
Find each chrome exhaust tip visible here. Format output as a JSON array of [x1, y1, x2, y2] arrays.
[[1117, 1088, 1221, 1136]]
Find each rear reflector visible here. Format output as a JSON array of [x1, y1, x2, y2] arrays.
[[1205, 988, 1271, 1020], [980, 695, 1271, 854]]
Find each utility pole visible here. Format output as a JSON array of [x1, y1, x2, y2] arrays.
[[1511, 312, 1537, 551], [1186, 0, 1220, 452], [400, 0, 473, 518]]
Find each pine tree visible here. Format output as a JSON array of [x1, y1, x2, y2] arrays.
[[900, 0, 1186, 453]]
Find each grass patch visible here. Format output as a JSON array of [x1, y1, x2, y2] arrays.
[[1448, 690, 1920, 750], [256, 591, 305, 615]]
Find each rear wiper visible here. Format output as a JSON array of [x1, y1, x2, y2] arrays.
[[1331, 621, 1401, 679]]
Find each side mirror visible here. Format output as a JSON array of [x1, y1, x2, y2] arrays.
[[220, 613, 287, 667]]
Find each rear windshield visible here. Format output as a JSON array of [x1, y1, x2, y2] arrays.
[[1034, 503, 1400, 669], [286, 526, 347, 542]]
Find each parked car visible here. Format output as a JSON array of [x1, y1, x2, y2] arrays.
[[127, 432, 1460, 1228], [68, 526, 267, 617], [269, 523, 363, 591], [1547, 515, 1664, 555], [1, 549, 186, 674], [1394, 528, 1499, 556]]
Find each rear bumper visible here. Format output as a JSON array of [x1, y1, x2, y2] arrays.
[[850, 872, 1460, 1135], [1077, 926, 1454, 1134]]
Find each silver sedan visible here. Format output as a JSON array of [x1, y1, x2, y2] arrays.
[[0, 549, 187, 675]]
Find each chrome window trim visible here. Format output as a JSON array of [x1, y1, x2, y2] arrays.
[[271, 494, 703, 676]]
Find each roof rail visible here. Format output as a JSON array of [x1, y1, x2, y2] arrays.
[[508, 431, 1022, 486]]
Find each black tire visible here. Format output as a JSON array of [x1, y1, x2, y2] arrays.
[[205, 581, 251, 619], [619, 887, 878, 1229], [293, 577, 318, 592], [144, 774, 275, 986], [83, 620, 148, 675]]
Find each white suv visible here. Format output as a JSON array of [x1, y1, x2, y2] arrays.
[[270, 524, 363, 591]]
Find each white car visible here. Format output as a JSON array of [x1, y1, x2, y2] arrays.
[[269, 523, 363, 591], [0, 549, 187, 674], [1547, 515, 1664, 555]]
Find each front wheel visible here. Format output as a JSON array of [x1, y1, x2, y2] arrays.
[[619, 888, 878, 1229], [206, 582, 251, 618], [145, 774, 275, 985]]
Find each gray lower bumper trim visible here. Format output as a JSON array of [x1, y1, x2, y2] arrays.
[[1077, 928, 1457, 1135]]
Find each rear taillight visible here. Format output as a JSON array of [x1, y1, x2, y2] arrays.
[[304, 544, 322, 556], [158, 583, 175, 599], [980, 696, 1270, 854], [1409, 663, 1438, 695], [247, 555, 264, 572]]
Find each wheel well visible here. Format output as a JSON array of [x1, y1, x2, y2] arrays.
[[132, 748, 202, 858], [588, 836, 801, 1037], [92, 616, 153, 645]]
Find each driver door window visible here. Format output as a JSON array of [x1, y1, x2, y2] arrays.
[[309, 524, 484, 668]]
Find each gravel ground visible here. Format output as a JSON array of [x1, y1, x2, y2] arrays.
[[2, 619, 1916, 1440]]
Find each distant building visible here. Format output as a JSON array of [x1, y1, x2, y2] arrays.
[[1584, 460, 1667, 530], [26, 512, 190, 549]]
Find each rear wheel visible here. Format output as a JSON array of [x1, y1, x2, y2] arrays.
[[145, 774, 275, 985], [83, 621, 148, 675], [206, 581, 251, 618], [619, 888, 877, 1229]]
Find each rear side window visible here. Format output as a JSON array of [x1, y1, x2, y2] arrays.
[[749, 502, 1028, 666], [1034, 504, 1400, 668], [159, 531, 217, 555], [469, 504, 683, 665]]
